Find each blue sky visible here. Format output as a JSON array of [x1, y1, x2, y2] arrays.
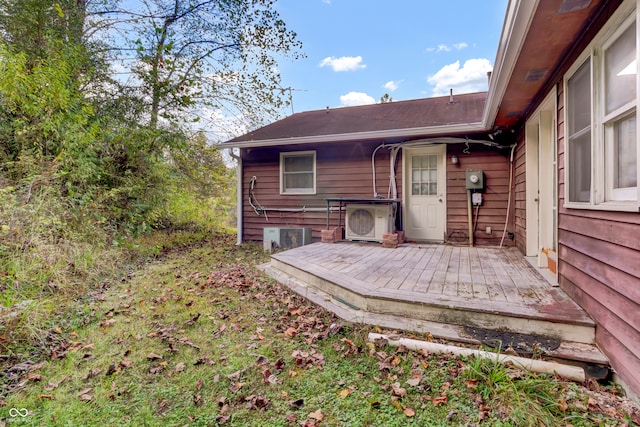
[[274, 0, 509, 114]]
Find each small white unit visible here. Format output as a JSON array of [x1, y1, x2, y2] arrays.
[[345, 204, 392, 242], [263, 227, 312, 251]]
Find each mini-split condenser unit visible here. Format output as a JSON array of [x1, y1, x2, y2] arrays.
[[263, 227, 312, 251], [345, 204, 392, 242]]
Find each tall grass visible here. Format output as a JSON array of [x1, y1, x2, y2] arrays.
[[0, 171, 234, 358]]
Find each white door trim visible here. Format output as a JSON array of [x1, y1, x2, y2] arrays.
[[525, 91, 558, 274]]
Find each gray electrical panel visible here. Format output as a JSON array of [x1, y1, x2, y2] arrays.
[[465, 170, 484, 190]]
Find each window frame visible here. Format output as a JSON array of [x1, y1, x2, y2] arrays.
[[279, 150, 317, 195], [563, 0, 640, 212]]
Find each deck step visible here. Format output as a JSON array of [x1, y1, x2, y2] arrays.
[[261, 261, 608, 368], [270, 254, 596, 345]]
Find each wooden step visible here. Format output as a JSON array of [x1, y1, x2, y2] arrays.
[[261, 261, 608, 368], [270, 255, 596, 345]]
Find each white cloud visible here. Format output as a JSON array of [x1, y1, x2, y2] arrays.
[[321, 0, 331, 3], [319, 56, 366, 72], [339, 91, 376, 107], [383, 80, 400, 92], [426, 42, 469, 53], [427, 58, 492, 96]]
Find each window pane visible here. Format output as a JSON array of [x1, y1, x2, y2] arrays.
[[605, 23, 636, 115], [614, 114, 637, 189], [285, 173, 312, 190], [568, 59, 591, 136], [568, 132, 592, 203], [284, 155, 313, 172], [412, 183, 420, 195], [282, 153, 314, 193], [567, 58, 592, 203]]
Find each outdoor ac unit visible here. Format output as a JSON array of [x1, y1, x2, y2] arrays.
[[345, 205, 392, 242], [263, 227, 312, 251]]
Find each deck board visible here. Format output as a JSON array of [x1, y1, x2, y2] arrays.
[[272, 242, 595, 327]]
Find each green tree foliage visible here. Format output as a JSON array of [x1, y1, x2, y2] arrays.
[[0, 0, 300, 232], [109, 0, 303, 130]]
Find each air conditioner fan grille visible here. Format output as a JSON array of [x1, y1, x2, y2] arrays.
[[348, 208, 375, 236]]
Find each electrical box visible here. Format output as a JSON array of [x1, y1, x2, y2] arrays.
[[472, 192, 483, 205], [465, 170, 484, 190]]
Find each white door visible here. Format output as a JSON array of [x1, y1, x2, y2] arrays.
[[525, 92, 558, 275], [404, 146, 446, 241]]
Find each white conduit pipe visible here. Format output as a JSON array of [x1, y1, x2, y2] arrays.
[[368, 333, 586, 383], [371, 143, 386, 197]]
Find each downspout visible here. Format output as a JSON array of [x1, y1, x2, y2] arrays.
[[229, 149, 243, 245]]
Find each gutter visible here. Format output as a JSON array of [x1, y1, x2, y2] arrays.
[[221, 122, 485, 149], [482, 0, 539, 128]]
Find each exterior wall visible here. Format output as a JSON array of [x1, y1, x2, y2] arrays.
[[555, 81, 640, 396], [241, 140, 395, 241], [444, 145, 516, 246], [241, 141, 515, 247], [513, 132, 527, 254]]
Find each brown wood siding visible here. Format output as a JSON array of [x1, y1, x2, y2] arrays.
[[241, 141, 397, 241], [445, 146, 515, 247], [513, 130, 527, 254], [556, 80, 640, 395], [241, 142, 514, 247]]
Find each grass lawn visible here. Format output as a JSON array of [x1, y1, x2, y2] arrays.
[[2, 233, 639, 426]]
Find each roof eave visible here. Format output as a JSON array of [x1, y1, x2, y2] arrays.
[[482, 0, 539, 129], [221, 122, 485, 149]]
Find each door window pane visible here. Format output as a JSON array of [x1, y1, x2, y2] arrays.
[[411, 154, 438, 195]]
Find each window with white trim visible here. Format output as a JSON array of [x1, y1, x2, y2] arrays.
[[280, 151, 316, 195], [565, 0, 640, 210]]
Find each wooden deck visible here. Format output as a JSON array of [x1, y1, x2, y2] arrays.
[[264, 242, 609, 366]]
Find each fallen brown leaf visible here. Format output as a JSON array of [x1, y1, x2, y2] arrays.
[[338, 388, 351, 398], [391, 382, 407, 397], [44, 377, 66, 391], [85, 368, 102, 379], [27, 373, 43, 382], [433, 395, 448, 406], [308, 409, 323, 421], [403, 406, 416, 417]]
